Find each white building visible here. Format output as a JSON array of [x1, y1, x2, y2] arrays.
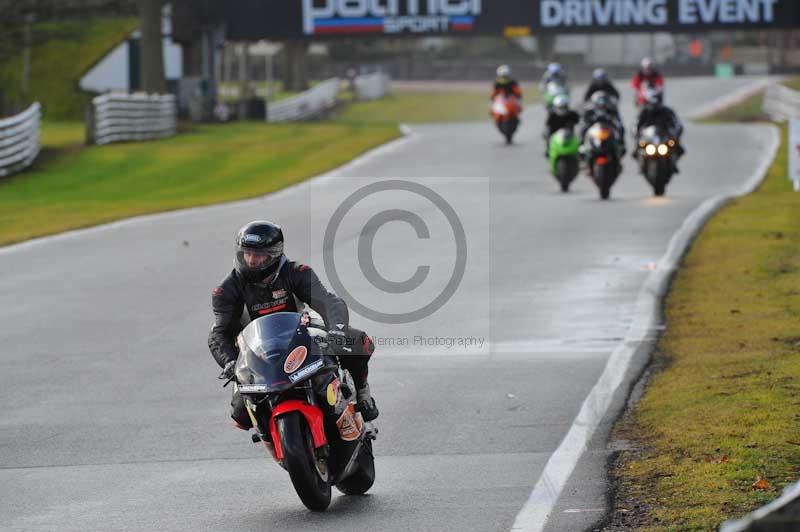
[[79, 9, 182, 93]]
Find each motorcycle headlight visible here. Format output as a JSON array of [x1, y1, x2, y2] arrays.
[[645, 144, 657, 156], [658, 144, 669, 156]]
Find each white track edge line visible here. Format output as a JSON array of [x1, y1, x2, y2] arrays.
[[688, 77, 781, 120], [510, 124, 780, 532]]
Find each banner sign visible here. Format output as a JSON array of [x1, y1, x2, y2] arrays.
[[223, 0, 800, 40], [303, 0, 482, 36]]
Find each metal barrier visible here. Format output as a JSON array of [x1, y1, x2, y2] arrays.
[[0, 103, 41, 178], [720, 480, 800, 531], [762, 84, 800, 122], [353, 72, 391, 101], [266, 78, 341, 123], [87, 93, 177, 145]]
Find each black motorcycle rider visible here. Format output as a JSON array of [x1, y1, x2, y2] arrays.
[[580, 91, 626, 156], [634, 87, 685, 172], [583, 68, 620, 103], [209, 221, 379, 431], [544, 93, 580, 157], [540, 62, 567, 91]]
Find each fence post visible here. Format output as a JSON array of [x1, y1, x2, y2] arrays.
[[85, 103, 96, 146], [790, 119, 800, 192]]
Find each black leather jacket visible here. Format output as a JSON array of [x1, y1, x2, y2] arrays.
[[637, 105, 683, 138], [583, 80, 620, 102], [545, 109, 580, 138], [208, 257, 349, 368]]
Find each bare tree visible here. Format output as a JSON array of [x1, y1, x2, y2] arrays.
[[283, 40, 309, 92], [138, 0, 166, 93]]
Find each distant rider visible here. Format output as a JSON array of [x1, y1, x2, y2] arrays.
[[632, 57, 664, 107], [540, 62, 567, 91], [580, 91, 626, 156], [544, 94, 580, 157], [492, 64, 522, 100], [584, 68, 620, 103], [635, 87, 685, 172]]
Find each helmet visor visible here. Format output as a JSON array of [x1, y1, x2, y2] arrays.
[[235, 242, 283, 276]]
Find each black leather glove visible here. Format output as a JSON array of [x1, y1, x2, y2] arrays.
[[327, 328, 348, 351], [219, 359, 236, 380]]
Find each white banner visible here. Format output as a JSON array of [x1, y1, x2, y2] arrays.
[[791, 119, 800, 191]]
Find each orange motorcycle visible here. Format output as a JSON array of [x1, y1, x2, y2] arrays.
[[490, 94, 521, 144]]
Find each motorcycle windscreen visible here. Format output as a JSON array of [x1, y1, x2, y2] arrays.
[[640, 125, 662, 143], [547, 81, 566, 95], [235, 312, 324, 393]]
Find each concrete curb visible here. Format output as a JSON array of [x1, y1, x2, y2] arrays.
[[510, 124, 781, 532]]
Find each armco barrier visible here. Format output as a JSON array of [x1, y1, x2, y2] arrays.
[[762, 84, 800, 122], [266, 78, 340, 123], [0, 102, 41, 178], [353, 72, 391, 101], [87, 93, 177, 145], [720, 480, 800, 532]]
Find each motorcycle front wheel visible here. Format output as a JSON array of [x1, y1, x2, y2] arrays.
[[277, 411, 332, 511], [646, 158, 668, 196], [595, 163, 613, 200], [555, 156, 578, 192]]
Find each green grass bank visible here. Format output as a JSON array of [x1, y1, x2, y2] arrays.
[[0, 90, 493, 246], [0, 18, 137, 120], [606, 84, 800, 530]]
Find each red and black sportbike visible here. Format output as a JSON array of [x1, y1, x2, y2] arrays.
[[225, 312, 377, 511], [583, 118, 623, 200]]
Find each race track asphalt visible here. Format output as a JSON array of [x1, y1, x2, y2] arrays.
[[0, 76, 775, 532]]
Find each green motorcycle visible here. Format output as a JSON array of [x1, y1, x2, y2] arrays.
[[544, 81, 569, 111], [548, 127, 581, 192]]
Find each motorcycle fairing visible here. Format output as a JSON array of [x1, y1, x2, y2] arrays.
[[269, 400, 328, 460]]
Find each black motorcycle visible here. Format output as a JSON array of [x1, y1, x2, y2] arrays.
[[636, 124, 677, 196], [583, 118, 623, 200], [227, 312, 377, 511]]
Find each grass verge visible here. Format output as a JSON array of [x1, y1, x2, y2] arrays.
[[698, 76, 800, 124], [606, 123, 800, 529], [0, 90, 492, 246], [697, 91, 767, 123], [0, 121, 398, 246], [333, 90, 493, 124]]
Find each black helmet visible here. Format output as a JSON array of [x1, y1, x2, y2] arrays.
[[234, 221, 285, 282]]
